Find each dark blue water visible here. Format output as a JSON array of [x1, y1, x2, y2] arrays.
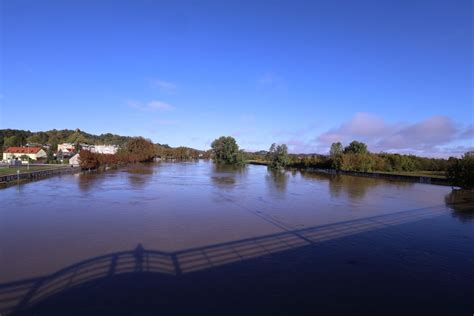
[[0, 161, 473, 315]]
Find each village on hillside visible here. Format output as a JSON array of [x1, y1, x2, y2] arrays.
[[1, 143, 119, 167]]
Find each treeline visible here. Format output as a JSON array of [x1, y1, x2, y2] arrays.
[[78, 137, 205, 169], [155, 145, 203, 160], [0, 128, 134, 151], [246, 140, 451, 173], [242, 139, 473, 189], [289, 152, 449, 172]]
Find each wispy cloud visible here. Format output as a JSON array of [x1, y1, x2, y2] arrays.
[[127, 99, 175, 112], [149, 79, 177, 93], [155, 119, 179, 126], [257, 72, 286, 89], [147, 100, 174, 111]]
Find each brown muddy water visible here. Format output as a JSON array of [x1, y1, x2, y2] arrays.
[[0, 160, 473, 315]]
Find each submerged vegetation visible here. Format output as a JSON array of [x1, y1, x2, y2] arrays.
[[210, 136, 244, 165], [446, 153, 474, 189], [79, 137, 155, 170], [266, 143, 290, 170]]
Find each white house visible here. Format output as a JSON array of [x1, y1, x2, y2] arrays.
[[69, 154, 81, 167], [91, 145, 119, 155], [57, 143, 75, 152], [3, 147, 47, 162]]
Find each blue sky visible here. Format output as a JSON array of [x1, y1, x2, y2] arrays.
[[1, 0, 472, 157]]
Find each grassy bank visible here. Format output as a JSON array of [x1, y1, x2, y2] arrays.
[[246, 160, 449, 184], [0, 165, 71, 176], [375, 170, 446, 179]]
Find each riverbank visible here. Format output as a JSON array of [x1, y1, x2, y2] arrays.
[[246, 160, 451, 186], [0, 165, 81, 188]]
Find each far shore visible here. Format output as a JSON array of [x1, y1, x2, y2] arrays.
[[247, 160, 451, 186]]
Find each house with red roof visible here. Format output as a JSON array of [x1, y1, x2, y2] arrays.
[[3, 147, 47, 162]]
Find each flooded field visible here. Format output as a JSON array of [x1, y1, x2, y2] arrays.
[[1, 160, 473, 315]]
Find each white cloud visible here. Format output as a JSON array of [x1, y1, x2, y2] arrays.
[[127, 99, 174, 112], [150, 79, 177, 93], [314, 112, 472, 157], [147, 100, 174, 111]]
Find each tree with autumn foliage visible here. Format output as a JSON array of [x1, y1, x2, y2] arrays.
[[120, 137, 156, 162], [79, 150, 99, 169]]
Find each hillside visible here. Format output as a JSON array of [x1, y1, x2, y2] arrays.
[[0, 129, 135, 150]]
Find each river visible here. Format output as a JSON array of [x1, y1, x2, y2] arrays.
[[0, 160, 472, 315]]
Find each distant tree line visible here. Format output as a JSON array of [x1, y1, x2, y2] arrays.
[[446, 152, 474, 189], [241, 139, 473, 189], [0, 128, 133, 152], [155, 144, 202, 160]]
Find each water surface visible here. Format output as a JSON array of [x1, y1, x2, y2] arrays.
[[1, 161, 472, 314]]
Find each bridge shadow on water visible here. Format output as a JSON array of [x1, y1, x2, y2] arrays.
[[0, 205, 468, 316]]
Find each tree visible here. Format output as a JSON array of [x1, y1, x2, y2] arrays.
[[47, 148, 55, 163], [330, 142, 343, 157], [121, 137, 156, 162], [330, 142, 344, 170], [340, 153, 375, 172], [447, 153, 474, 189], [3, 135, 23, 148], [211, 136, 244, 165], [344, 140, 368, 155], [19, 154, 30, 162], [267, 143, 289, 170], [79, 150, 99, 169]]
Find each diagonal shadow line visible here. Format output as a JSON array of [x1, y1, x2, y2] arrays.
[[0, 204, 448, 315]]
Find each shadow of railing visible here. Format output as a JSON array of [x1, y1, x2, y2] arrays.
[[0, 205, 447, 315]]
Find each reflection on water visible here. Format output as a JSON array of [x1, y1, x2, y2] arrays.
[[0, 161, 473, 315], [445, 189, 474, 222], [1, 160, 473, 313], [125, 164, 155, 189], [77, 171, 111, 193], [266, 169, 289, 195], [300, 171, 413, 201], [210, 163, 247, 187]]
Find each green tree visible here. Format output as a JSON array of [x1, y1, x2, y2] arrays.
[[447, 153, 474, 189], [340, 153, 375, 172], [344, 140, 368, 155], [330, 142, 344, 170], [211, 136, 244, 165], [47, 148, 55, 163], [330, 142, 343, 157], [3, 135, 23, 148], [19, 154, 30, 162], [267, 143, 289, 170]]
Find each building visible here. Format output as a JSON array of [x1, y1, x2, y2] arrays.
[[3, 147, 47, 162], [57, 143, 75, 152], [57, 148, 75, 158], [69, 154, 81, 167], [91, 145, 119, 155]]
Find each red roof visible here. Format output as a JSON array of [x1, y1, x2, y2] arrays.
[[5, 147, 43, 154]]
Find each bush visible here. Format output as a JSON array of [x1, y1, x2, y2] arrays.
[[211, 136, 244, 165], [447, 153, 474, 189], [267, 143, 289, 170], [120, 137, 156, 162], [79, 150, 99, 169]]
